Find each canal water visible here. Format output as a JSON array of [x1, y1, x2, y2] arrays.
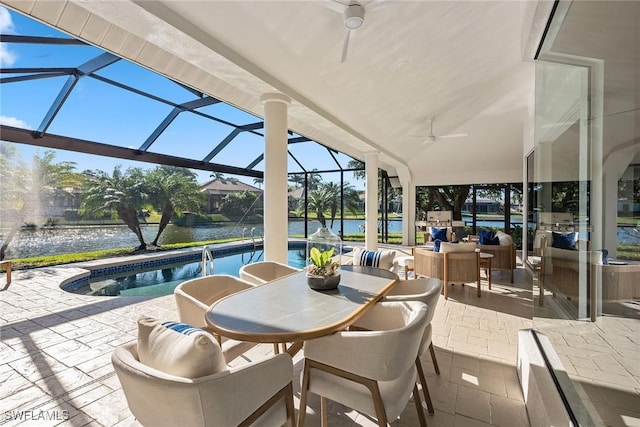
[[3, 216, 637, 259]]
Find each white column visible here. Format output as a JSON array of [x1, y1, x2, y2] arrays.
[[261, 93, 291, 264], [397, 166, 415, 245], [365, 151, 379, 250]]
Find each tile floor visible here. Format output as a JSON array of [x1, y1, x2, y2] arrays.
[[0, 250, 534, 426]]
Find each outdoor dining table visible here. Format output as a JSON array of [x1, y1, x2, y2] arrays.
[[205, 265, 399, 356]]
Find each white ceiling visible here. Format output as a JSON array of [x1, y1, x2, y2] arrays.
[[2, 0, 544, 186]]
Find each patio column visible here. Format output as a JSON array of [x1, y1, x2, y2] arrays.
[[365, 151, 379, 250], [261, 93, 291, 264], [397, 167, 415, 246]]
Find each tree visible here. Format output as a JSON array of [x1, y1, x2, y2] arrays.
[[348, 159, 365, 180], [307, 169, 323, 191], [210, 172, 225, 181], [308, 187, 331, 227], [81, 166, 149, 250], [253, 177, 264, 189], [416, 185, 471, 220], [219, 190, 259, 217], [288, 174, 305, 189], [146, 166, 204, 246], [0, 148, 80, 260]]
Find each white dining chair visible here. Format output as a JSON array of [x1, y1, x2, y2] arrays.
[[239, 261, 301, 285], [383, 277, 443, 415], [298, 301, 429, 427], [112, 316, 295, 427], [174, 274, 259, 362]]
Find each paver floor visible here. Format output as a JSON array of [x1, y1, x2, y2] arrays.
[[0, 252, 533, 426]]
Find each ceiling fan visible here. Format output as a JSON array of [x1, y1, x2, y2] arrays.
[[340, 3, 365, 63], [422, 118, 468, 144], [326, 1, 375, 63]]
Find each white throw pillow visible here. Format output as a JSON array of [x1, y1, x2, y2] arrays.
[[495, 231, 514, 246], [137, 316, 227, 378], [352, 247, 396, 270]]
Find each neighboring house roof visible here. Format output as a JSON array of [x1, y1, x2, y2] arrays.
[[288, 187, 304, 199], [201, 179, 262, 195]]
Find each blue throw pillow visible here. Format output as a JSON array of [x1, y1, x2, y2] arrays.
[[431, 227, 448, 242], [551, 232, 577, 250], [480, 235, 500, 245], [478, 229, 493, 241]]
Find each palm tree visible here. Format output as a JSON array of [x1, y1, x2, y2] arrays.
[[146, 166, 204, 246], [210, 171, 225, 181], [253, 177, 263, 189], [308, 187, 332, 228], [81, 166, 149, 250], [0, 148, 81, 260], [307, 169, 323, 191], [288, 174, 305, 189]]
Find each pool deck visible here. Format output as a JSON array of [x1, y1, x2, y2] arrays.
[[0, 246, 532, 426]]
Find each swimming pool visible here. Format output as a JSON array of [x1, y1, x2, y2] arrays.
[[67, 247, 307, 297]]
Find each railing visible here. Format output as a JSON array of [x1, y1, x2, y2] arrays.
[[202, 246, 214, 277], [250, 227, 263, 248]]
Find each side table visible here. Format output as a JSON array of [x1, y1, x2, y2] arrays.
[[479, 253, 493, 290]]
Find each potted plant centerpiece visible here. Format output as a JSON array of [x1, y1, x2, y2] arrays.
[[307, 247, 341, 290], [306, 226, 342, 291]]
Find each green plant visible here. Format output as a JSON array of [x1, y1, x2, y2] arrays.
[[307, 247, 339, 276]]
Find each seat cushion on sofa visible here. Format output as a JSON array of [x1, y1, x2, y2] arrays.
[[137, 316, 227, 378]]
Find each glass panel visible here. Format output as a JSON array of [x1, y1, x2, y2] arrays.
[[533, 2, 640, 426]]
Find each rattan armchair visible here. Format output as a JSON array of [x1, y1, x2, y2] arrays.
[[413, 243, 480, 299]]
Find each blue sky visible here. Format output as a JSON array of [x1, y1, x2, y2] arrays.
[[0, 6, 363, 188]]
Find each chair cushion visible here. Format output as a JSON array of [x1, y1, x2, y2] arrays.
[[430, 227, 449, 242], [439, 242, 477, 253], [551, 231, 578, 250], [352, 247, 396, 270], [137, 316, 227, 378]]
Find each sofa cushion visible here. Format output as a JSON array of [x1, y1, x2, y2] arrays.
[[352, 247, 396, 270], [430, 227, 449, 242], [137, 316, 227, 378], [552, 231, 578, 250]]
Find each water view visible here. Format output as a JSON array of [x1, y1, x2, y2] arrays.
[[0, 216, 518, 258], [4, 216, 637, 259]]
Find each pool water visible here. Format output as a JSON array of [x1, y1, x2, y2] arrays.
[[84, 248, 307, 297]]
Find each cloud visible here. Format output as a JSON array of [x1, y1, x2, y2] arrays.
[[0, 7, 15, 33], [0, 7, 17, 66], [0, 44, 16, 66], [0, 115, 29, 128]]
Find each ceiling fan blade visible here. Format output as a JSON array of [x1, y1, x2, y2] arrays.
[[340, 28, 351, 63], [439, 133, 468, 139]]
